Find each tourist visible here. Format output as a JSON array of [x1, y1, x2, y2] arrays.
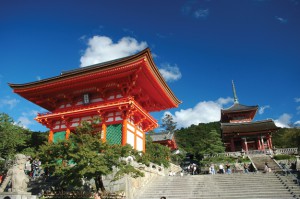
[[192, 163, 197, 175], [25, 158, 32, 176], [93, 192, 102, 199], [225, 163, 231, 174], [209, 164, 216, 175], [248, 163, 256, 172], [0, 172, 3, 184], [219, 164, 225, 174], [243, 163, 249, 174], [168, 171, 175, 176], [187, 164, 191, 174], [264, 162, 271, 173], [31, 158, 40, 179]]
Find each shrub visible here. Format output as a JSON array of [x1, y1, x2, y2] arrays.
[[273, 154, 296, 160]]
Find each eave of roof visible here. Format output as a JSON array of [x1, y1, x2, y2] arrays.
[[221, 103, 258, 113], [150, 132, 174, 142], [8, 48, 181, 111], [9, 48, 151, 88], [221, 119, 280, 133]]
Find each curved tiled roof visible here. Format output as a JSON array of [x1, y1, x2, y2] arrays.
[[222, 103, 258, 113], [221, 119, 280, 134], [150, 132, 174, 142], [8, 48, 181, 112]]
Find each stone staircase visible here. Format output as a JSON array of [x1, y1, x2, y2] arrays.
[[275, 172, 300, 197], [136, 173, 300, 199], [249, 154, 281, 172]]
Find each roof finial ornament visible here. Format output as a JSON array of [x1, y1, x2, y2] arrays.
[[232, 80, 239, 104]]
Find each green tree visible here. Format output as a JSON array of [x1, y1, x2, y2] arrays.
[[143, 135, 171, 167], [22, 131, 48, 158], [175, 122, 224, 161], [38, 120, 143, 192], [0, 113, 31, 160], [273, 127, 300, 148], [161, 114, 177, 132]]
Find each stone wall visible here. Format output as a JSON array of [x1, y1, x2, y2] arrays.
[[102, 161, 166, 199]]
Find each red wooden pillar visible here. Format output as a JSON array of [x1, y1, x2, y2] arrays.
[[65, 128, 71, 140], [268, 135, 273, 149], [122, 119, 127, 146], [257, 136, 261, 150], [48, 130, 54, 143], [266, 138, 270, 149], [101, 123, 107, 142]]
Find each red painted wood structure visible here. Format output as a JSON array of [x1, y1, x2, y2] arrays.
[[149, 132, 178, 151], [9, 48, 181, 152], [220, 81, 279, 152]]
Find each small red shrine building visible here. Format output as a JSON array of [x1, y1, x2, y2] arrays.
[[9, 48, 181, 152], [149, 132, 178, 151], [221, 81, 280, 152]]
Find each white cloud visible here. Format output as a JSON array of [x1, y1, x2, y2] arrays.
[[297, 106, 300, 114], [181, 1, 209, 19], [295, 120, 300, 126], [164, 97, 233, 128], [16, 116, 33, 129], [80, 35, 147, 67], [0, 97, 19, 109], [194, 9, 209, 19], [274, 113, 292, 128], [79, 35, 87, 41], [159, 63, 182, 82], [295, 98, 300, 103], [216, 97, 233, 105], [275, 16, 288, 24], [16, 110, 39, 129], [258, 105, 270, 114]]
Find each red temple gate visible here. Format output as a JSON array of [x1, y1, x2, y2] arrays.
[[9, 48, 181, 152]]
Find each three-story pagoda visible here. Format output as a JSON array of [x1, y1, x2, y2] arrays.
[[221, 81, 279, 152]]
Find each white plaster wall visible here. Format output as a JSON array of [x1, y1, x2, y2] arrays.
[[127, 123, 135, 132], [127, 131, 135, 147], [136, 137, 143, 151], [136, 129, 143, 138]]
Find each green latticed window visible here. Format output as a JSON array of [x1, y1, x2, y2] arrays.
[[53, 131, 66, 143], [106, 123, 122, 145]]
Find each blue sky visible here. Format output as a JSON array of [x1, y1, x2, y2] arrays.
[[0, 0, 299, 132]]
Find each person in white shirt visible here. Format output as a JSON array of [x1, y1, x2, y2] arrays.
[[219, 164, 225, 174]]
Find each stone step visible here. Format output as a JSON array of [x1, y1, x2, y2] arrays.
[[137, 174, 300, 199], [139, 193, 296, 199], [139, 196, 296, 199], [140, 189, 294, 194]]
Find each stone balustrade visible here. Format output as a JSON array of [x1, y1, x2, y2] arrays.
[[273, 148, 298, 155], [204, 148, 298, 159], [102, 160, 167, 199]]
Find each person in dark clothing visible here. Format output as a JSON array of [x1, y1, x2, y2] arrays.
[[31, 159, 39, 179]]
